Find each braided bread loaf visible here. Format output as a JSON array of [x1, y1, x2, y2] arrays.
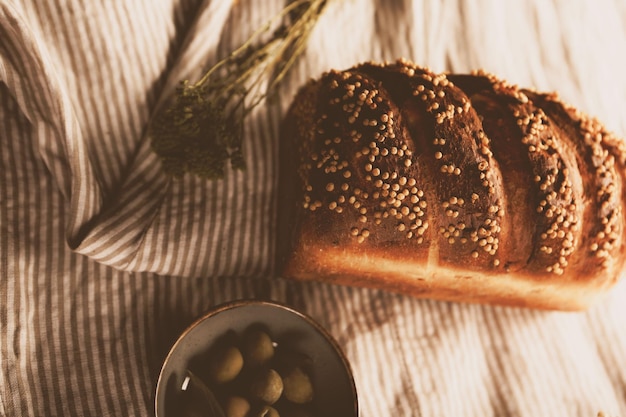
[[277, 59, 626, 310]]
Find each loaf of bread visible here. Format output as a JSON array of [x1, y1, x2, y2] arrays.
[[277, 59, 626, 310]]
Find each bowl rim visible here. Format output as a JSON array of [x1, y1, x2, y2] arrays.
[[154, 298, 359, 416]]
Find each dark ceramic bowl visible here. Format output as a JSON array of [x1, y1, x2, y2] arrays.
[[155, 299, 358, 417]]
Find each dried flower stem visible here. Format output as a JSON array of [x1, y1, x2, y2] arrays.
[[150, 0, 328, 179]]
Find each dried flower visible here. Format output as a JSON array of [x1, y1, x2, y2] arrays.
[[150, 0, 328, 179]]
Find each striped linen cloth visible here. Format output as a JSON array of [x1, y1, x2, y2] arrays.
[[1, 0, 626, 415]]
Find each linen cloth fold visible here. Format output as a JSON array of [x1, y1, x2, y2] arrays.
[[1, 0, 626, 416]]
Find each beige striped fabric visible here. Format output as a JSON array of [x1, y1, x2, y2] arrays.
[[2, 0, 626, 416]]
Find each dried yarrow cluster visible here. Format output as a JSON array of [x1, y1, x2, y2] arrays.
[[150, 0, 329, 179]]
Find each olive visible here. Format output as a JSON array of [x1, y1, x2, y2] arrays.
[[208, 345, 244, 384], [282, 366, 313, 404], [256, 405, 280, 417], [242, 328, 275, 367], [249, 368, 283, 405], [223, 395, 250, 417]]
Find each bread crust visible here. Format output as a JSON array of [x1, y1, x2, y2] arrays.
[[277, 59, 626, 310]]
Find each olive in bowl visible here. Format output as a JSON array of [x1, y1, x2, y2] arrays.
[[155, 300, 358, 417]]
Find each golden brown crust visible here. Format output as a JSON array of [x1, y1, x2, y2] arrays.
[[277, 59, 626, 310]]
